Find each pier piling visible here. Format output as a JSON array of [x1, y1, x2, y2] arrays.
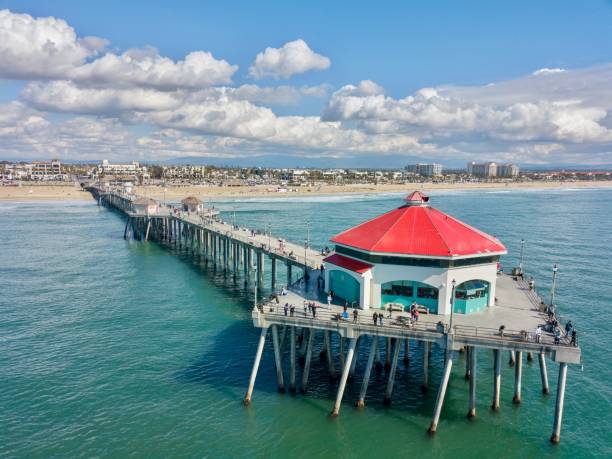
[[513, 351, 523, 404], [384, 338, 401, 405], [428, 357, 453, 434], [550, 363, 568, 444], [539, 352, 550, 394], [244, 327, 268, 405], [300, 329, 315, 393], [468, 346, 477, 418], [290, 327, 296, 393], [330, 337, 356, 417], [357, 336, 378, 409], [421, 340, 430, 393], [492, 349, 502, 411], [271, 325, 285, 392]]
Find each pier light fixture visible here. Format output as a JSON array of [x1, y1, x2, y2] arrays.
[[519, 238, 525, 273], [449, 279, 457, 334], [550, 264, 558, 306]]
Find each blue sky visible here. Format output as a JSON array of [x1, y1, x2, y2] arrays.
[[1, 1, 612, 167]]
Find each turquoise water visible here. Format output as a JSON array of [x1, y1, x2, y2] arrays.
[[1, 188, 610, 458]]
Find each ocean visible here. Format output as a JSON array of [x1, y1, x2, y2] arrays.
[[1, 188, 610, 458]]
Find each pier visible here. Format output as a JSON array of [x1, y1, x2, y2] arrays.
[[87, 185, 581, 444]]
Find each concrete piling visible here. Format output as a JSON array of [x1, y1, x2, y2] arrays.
[[550, 362, 568, 444], [357, 336, 378, 409], [509, 350, 516, 367], [513, 351, 523, 404], [324, 330, 336, 380], [468, 346, 477, 418], [428, 357, 453, 434], [244, 327, 268, 405], [384, 338, 401, 405], [300, 329, 315, 393], [289, 327, 297, 393], [539, 352, 550, 394], [271, 325, 285, 392], [330, 338, 356, 417], [492, 349, 502, 411], [421, 340, 430, 393], [403, 338, 410, 365]]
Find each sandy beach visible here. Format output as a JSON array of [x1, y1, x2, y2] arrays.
[[1, 180, 611, 202]]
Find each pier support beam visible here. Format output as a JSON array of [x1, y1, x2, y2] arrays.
[[421, 341, 430, 393], [403, 338, 410, 365], [385, 337, 392, 371], [539, 352, 550, 394], [357, 335, 378, 409], [287, 263, 292, 286], [271, 258, 277, 290], [289, 327, 296, 393], [300, 329, 315, 393], [324, 331, 336, 380], [330, 337, 356, 417], [468, 346, 477, 418], [509, 350, 516, 367], [271, 325, 285, 392], [492, 349, 502, 411], [243, 327, 268, 405], [428, 357, 453, 434], [384, 338, 401, 405], [513, 351, 523, 404], [550, 362, 568, 444], [349, 337, 360, 379]]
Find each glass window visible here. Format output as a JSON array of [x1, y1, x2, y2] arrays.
[[417, 287, 438, 299]]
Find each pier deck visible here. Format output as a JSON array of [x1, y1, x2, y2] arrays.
[[253, 272, 580, 363]]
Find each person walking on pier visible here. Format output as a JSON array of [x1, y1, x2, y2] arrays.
[[378, 314, 383, 326], [373, 312, 378, 325], [565, 320, 573, 336], [535, 325, 542, 343], [571, 329, 577, 346], [312, 303, 317, 318], [327, 293, 332, 307], [528, 276, 535, 291], [554, 327, 561, 345], [284, 303, 289, 316], [303, 301, 308, 317], [290, 305, 295, 317], [353, 309, 359, 323]]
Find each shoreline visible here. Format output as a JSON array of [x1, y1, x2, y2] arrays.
[[1, 180, 611, 202]]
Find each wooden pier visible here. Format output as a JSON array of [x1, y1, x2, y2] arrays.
[[87, 184, 581, 444]]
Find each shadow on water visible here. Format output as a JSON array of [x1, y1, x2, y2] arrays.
[[101, 205, 457, 420]]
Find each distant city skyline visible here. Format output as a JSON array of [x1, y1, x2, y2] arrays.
[[0, 1, 612, 167]]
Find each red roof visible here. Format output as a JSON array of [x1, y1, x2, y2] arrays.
[[323, 253, 373, 273], [404, 190, 429, 203], [331, 195, 506, 258]]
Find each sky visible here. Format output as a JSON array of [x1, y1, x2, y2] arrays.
[[1, 1, 612, 168]]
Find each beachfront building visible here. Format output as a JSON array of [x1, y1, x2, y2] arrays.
[[181, 196, 204, 212], [405, 163, 443, 177], [498, 163, 520, 177], [323, 191, 506, 314]]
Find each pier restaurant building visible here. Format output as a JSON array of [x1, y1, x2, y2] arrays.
[[323, 191, 507, 315]]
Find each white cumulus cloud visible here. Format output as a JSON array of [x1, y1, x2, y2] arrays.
[[249, 39, 330, 79]]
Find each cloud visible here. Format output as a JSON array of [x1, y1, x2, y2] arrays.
[[0, 9, 105, 79], [249, 39, 330, 79], [533, 68, 566, 76], [0, 9, 237, 89], [69, 47, 237, 90]]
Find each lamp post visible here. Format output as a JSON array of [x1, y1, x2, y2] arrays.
[[519, 238, 525, 274], [550, 264, 558, 306], [449, 279, 457, 334], [267, 222, 271, 250]]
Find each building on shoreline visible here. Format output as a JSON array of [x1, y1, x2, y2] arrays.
[[468, 161, 519, 178], [405, 163, 443, 177]]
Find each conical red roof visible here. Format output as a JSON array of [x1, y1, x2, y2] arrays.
[[331, 194, 506, 258]]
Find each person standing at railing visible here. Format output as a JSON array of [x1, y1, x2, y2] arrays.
[[378, 314, 383, 326], [535, 326, 542, 343], [373, 312, 378, 326], [284, 303, 289, 316], [312, 303, 317, 318], [353, 309, 358, 323], [571, 329, 577, 346], [327, 293, 332, 306]]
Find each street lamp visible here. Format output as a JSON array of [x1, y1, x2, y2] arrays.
[[449, 279, 457, 334], [519, 238, 525, 274], [267, 222, 271, 250], [550, 264, 558, 306]]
